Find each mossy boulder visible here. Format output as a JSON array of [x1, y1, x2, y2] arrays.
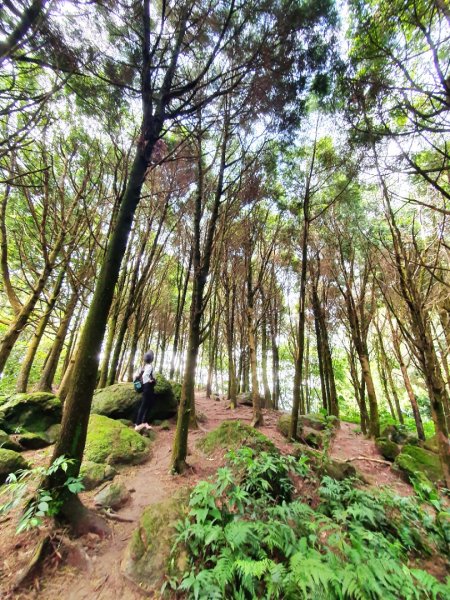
[[304, 431, 323, 449], [169, 381, 182, 404], [376, 438, 400, 462], [84, 414, 150, 465], [278, 413, 303, 439], [394, 444, 443, 484], [91, 377, 177, 422], [236, 392, 254, 406], [290, 443, 323, 466], [422, 434, 438, 453], [121, 489, 190, 593], [94, 481, 130, 509], [16, 431, 51, 450], [299, 414, 327, 431], [0, 448, 29, 484], [0, 430, 22, 452], [45, 423, 61, 444], [323, 459, 358, 481], [436, 511, 450, 544], [198, 420, 275, 455], [0, 392, 61, 434], [80, 461, 117, 491]]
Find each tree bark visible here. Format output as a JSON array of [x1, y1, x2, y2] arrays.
[[15, 269, 65, 393], [35, 289, 78, 392]]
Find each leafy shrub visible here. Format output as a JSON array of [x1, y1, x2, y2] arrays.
[[0, 455, 84, 533]]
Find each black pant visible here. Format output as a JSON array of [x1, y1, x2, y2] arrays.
[[135, 382, 154, 425]]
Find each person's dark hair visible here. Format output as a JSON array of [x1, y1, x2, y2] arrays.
[[144, 350, 154, 364]]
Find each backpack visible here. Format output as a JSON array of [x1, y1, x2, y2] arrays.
[[133, 371, 144, 393]]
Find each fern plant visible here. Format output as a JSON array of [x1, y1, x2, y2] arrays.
[[167, 448, 450, 599]]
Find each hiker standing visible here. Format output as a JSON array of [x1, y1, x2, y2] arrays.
[[134, 350, 156, 431]]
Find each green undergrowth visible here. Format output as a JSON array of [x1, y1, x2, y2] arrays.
[[197, 420, 275, 455], [341, 408, 435, 439], [166, 447, 450, 599]]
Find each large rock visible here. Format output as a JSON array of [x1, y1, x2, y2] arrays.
[[422, 434, 438, 453], [0, 392, 61, 433], [121, 490, 190, 593], [198, 420, 275, 455], [394, 444, 443, 484], [94, 481, 130, 509], [382, 424, 419, 446], [84, 414, 150, 465], [91, 377, 177, 422], [304, 431, 323, 449], [299, 414, 327, 431], [0, 448, 29, 484], [80, 461, 117, 491], [376, 438, 400, 462], [278, 413, 303, 439], [0, 429, 23, 452], [16, 431, 51, 450], [323, 459, 358, 481]]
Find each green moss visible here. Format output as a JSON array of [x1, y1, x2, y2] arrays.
[[121, 489, 191, 592], [376, 438, 400, 462], [94, 481, 130, 509], [0, 448, 29, 484], [169, 380, 182, 404], [423, 434, 438, 453], [0, 430, 22, 452], [323, 459, 358, 481], [395, 444, 443, 484], [84, 414, 150, 465], [16, 431, 51, 450], [80, 461, 117, 491], [0, 392, 61, 433], [278, 413, 303, 439], [198, 421, 275, 455], [92, 378, 177, 421], [299, 414, 327, 431], [304, 431, 323, 449]]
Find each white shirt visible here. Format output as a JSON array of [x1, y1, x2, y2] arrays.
[[142, 363, 154, 384]]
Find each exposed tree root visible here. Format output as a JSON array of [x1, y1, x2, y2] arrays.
[[57, 494, 110, 538], [13, 534, 51, 591], [346, 456, 391, 466], [101, 509, 134, 523]]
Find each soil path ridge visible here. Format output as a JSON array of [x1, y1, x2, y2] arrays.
[[329, 421, 412, 495]]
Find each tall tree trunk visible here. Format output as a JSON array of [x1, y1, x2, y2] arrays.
[[35, 290, 78, 392], [15, 269, 65, 392], [261, 307, 272, 408], [172, 111, 228, 472], [169, 250, 192, 380], [290, 212, 310, 439], [389, 315, 425, 440]]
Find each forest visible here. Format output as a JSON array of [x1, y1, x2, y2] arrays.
[[0, 0, 449, 598]]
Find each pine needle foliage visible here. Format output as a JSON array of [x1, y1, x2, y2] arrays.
[[167, 448, 450, 599]]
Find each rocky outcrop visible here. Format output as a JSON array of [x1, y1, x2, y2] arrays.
[[121, 490, 190, 593], [0, 448, 29, 484], [91, 377, 177, 422], [94, 481, 130, 509], [0, 392, 61, 434], [80, 461, 117, 491], [375, 438, 401, 462], [394, 444, 443, 484], [84, 414, 151, 465]]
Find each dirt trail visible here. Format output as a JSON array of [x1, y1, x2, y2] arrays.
[[329, 421, 412, 495], [0, 396, 412, 599]]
